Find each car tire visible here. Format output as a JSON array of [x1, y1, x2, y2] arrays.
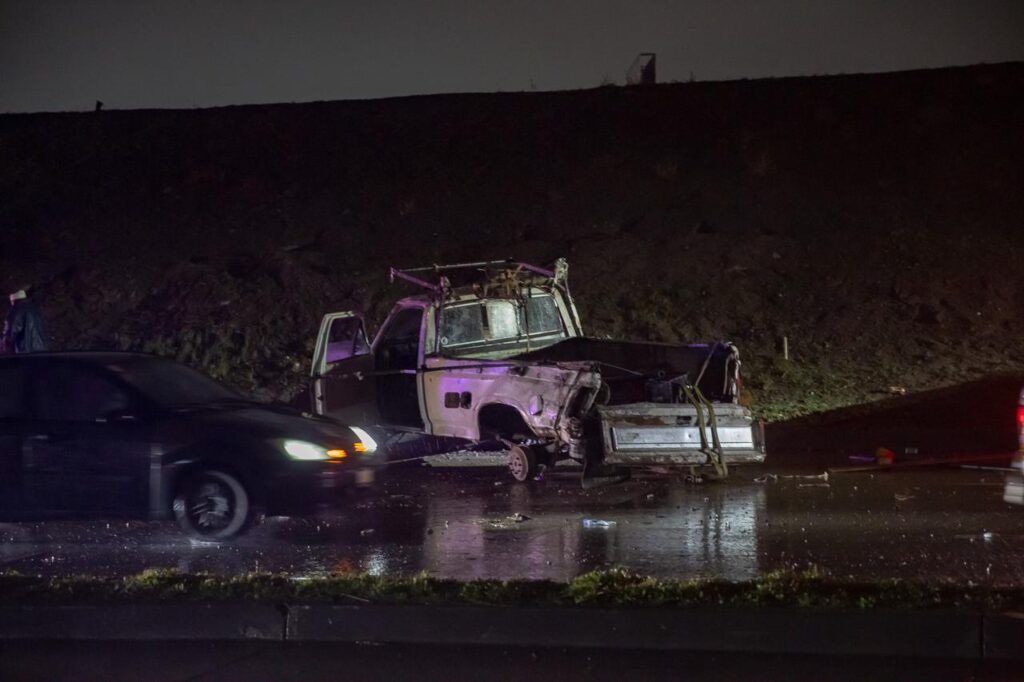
[[508, 444, 538, 482], [173, 469, 252, 541]]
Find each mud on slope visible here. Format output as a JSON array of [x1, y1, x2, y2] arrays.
[[1, 63, 1023, 416]]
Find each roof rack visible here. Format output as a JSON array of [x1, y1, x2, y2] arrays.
[[388, 258, 562, 292]]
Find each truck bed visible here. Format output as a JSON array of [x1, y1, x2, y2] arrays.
[[513, 337, 739, 403]]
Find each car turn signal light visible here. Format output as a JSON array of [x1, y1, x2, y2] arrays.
[[353, 442, 368, 453], [327, 449, 347, 460]]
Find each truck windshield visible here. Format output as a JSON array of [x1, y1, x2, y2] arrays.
[[439, 295, 564, 353]]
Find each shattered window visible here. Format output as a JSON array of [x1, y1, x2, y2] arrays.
[[520, 296, 562, 334], [440, 295, 564, 349], [440, 304, 484, 346]]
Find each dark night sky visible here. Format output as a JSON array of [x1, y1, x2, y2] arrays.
[[2, 0, 1023, 113]]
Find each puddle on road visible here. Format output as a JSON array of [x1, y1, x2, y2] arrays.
[[3, 468, 1024, 584]]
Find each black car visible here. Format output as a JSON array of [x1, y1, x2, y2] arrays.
[[0, 352, 380, 540]]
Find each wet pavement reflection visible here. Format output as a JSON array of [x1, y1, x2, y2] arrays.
[[3, 466, 1024, 583]]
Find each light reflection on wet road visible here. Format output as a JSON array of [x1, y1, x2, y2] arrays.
[[2, 466, 1024, 583]]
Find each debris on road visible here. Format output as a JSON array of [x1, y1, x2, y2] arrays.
[[781, 472, 829, 482], [753, 473, 779, 483], [894, 493, 916, 502], [960, 465, 1016, 472], [480, 513, 532, 529], [582, 519, 617, 529], [360, 529, 375, 537], [830, 453, 1012, 474]]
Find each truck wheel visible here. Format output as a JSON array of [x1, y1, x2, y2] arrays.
[[173, 469, 253, 541], [508, 444, 538, 482]]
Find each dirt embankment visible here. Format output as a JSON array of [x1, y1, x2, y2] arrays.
[[2, 63, 1023, 414]]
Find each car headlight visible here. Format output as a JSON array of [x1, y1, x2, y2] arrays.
[[349, 426, 378, 453], [282, 439, 333, 461]]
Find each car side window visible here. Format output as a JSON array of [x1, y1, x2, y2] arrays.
[[31, 366, 132, 422], [0, 363, 27, 419]]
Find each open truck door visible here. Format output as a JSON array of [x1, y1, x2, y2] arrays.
[[311, 312, 378, 425]]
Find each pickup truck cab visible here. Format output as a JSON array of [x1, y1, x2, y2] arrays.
[[311, 259, 764, 483]]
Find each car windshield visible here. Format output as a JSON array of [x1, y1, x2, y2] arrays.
[[105, 358, 244, 409]]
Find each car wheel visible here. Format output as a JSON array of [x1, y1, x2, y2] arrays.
[[173, 469, 252, 541], [508, 444, 537, 482]]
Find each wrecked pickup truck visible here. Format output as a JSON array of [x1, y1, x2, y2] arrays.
[[310, 259, 764, 483]]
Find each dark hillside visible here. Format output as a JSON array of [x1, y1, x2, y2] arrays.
[[2, 63, 1023, 415]]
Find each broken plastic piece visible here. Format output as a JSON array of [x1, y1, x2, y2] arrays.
[[875, 447, 896, 465]]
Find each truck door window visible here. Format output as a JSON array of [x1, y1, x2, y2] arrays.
[[326, 317, 369, 363], [376, 308, 423, 371]]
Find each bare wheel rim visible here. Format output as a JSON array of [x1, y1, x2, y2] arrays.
[[187, 478, 236, 532], [509, 451, 524, 479], [509, 446, 532, 481]]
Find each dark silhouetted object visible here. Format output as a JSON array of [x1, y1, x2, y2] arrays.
[[95, 100, 103, 111], [626, 53, 656, 85], [3, 288, 49, 354]]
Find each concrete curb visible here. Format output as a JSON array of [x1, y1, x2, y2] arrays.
[[0, 604, 284, 641], [0, 602, 1020, 659], [288, 605, 981, 658]]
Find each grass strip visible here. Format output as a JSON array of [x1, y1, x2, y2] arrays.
[[1, 567, 1021, 612]]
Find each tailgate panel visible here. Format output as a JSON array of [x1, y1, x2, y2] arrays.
[[598, 402, 765, 466], [611, 426, 756, 450]]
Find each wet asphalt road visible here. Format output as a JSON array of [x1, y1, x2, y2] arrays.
[[5, 641, 1020, 682], [2, 463, 1024, 583]]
